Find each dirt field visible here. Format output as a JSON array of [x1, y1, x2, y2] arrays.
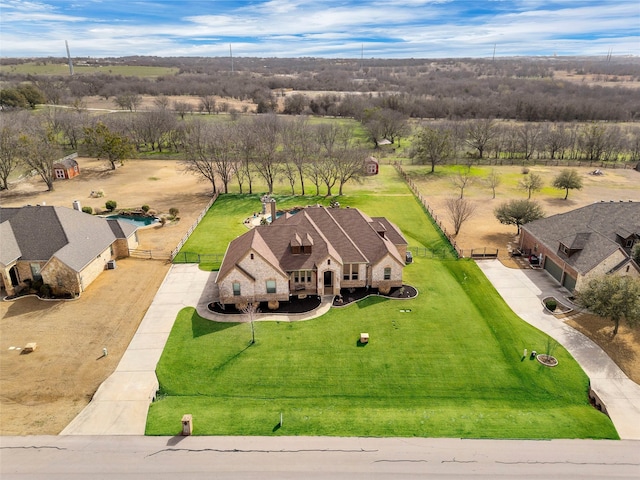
[[0, 158, 212, 435], [1, 158, 638, 434]]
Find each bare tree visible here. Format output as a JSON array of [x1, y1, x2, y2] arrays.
[[465, 119, 497, 159], [235, 120, 258, 194], [136, 109, 176, 152], [154, 95, 171, 110], [451, 169, 473, 199], [445, 197, 477, 235], [335, 148, 366, 195], [519, 172, 543, 199], [411, 125, 453, 173], [0, 123, 22, 190], [282, 117, 316, 195], [173, 100, 192, 119], [182, 119, 218, 196], [517, 123, 542, 160], [485, 169, 502, 199], [113, 92, 141, 112], [199, 95, 217, 115], [252, 114, 282, 195], [240, 302, 260, 345]]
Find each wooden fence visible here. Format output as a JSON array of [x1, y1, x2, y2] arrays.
[[130, 249, 171, 261]]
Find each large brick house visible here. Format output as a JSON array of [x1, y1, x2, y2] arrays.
[[216, 205, 408, 306], [0, 205, 139, 297], [519, 202, 640, 292]]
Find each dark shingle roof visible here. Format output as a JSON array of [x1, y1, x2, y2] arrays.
[[0, 206, 137, 272], [522, 202, 640, 275], [218, 206, 407, 281]]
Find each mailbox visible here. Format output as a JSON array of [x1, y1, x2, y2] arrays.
[[181, 414, 193, 436]]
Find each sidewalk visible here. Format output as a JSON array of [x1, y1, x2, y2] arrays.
[[61, 264, 214, 435], [476, 259, 640, 440]]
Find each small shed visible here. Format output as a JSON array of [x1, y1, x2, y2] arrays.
[[364, 156, 379, 175], [53, 153, 80, 180]]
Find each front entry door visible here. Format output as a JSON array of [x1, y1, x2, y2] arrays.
[[323, 270, 333, 288]]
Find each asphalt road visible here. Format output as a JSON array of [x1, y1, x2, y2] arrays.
[[1, 436, 638, 479]]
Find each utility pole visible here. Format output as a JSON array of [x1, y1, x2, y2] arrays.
[[65, 40, 74, 75]]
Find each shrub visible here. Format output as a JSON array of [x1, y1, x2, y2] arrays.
[[169, 207, 179, 218], [545, 299, 557, 311], [141, 204, 150, 213], [521, 167, 530, 174], [81, 206, 93, 214], [39, 283, 52, 298], [105, 200, 117, 212]]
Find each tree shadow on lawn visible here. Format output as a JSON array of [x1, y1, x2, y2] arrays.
[[191, 310, 240, 338]]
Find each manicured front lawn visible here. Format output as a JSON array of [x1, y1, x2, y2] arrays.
[[148, 166, 617, 438], [147, 259, 616, 438]]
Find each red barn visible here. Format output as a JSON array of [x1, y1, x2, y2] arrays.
[[53, 154, 80, 180]]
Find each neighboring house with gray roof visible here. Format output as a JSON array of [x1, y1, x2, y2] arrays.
[[519, 201, 640, 292], [216, 205, 408, 307], [0, 205, 139, 297]]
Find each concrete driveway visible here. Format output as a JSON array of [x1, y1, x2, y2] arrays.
[[61, 264, 215, 435], [477, 259, 640, 440]]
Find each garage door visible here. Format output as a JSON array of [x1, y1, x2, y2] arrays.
[[562, 273, 577, 292], [544, 257, 563, 283]]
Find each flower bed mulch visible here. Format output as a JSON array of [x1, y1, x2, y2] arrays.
[[209, 295, 322, 315], [333, 285, 418, 307]]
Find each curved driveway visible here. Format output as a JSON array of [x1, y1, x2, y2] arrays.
[[477, 259, 640, 440]]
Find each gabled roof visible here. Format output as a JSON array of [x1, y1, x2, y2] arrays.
[[53, 157, 78, 169], [0, 206, 137, 272], [522, 202, 640, 275], [218, 205, 407, 282]]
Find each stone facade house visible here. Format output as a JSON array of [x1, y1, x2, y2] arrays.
[[0, 205, 139, 297], [216, 205, 408, 306], [519, 202, 640, 292]]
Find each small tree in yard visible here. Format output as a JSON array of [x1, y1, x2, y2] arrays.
[[169, 207, 179, 219], [240, 302, 260, 345], [494, 199, 544, 234], [518, 172, 543, 199], [105, 200, 117, 212], [485, 169, 502, 199], [575, 275, 640, 337], [445, 197, 477, 236], [633, 244, 640, 265], [552, 168, 583, 200]]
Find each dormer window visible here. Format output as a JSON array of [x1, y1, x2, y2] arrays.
[[559, 244, 569, 255], [626, 239, 634, 248]]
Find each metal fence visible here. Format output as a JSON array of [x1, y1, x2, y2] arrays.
[[173, 252, 225, 265], [170, 194, 219, 261], [130, 249, 171, 261]]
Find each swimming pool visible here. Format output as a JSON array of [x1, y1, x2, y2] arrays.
[[108, 214, 159, 227]]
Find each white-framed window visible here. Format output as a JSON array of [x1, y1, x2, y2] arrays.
[[54, 169, 65, 179], [383, 267, 391, 280], [30, 263, 42, 280], [266, 280, 276, 294], [233, 282, 241, 296], [293, 271, 312, 283], [343, 264, 359, 280]]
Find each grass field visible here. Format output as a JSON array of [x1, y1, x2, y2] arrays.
[[0, 62, 178, 77], [147, 166, 617, 439]]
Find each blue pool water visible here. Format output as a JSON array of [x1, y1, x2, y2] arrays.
[[108, 214, 159, 227]]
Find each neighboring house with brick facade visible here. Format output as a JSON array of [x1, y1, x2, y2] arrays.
[[216, 205, 408, 307], [519, 201, 640, 292], [0, 205, 139, 297]]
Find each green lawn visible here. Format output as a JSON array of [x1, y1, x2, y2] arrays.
[[148, 165, 618, 438]]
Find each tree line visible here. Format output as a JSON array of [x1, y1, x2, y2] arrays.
[[2, 55, 639, 122], [0, 110, 369, 197]]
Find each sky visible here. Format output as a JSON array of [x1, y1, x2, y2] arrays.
[[0, 0, 638, 59]]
